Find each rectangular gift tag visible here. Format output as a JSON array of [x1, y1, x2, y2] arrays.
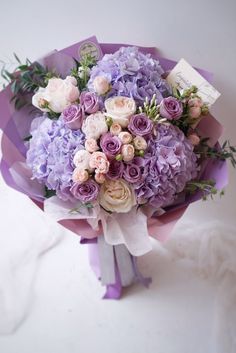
[[166, 58, 221, 106]]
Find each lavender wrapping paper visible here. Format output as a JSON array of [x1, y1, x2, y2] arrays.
[[0, 36, 229, 298]]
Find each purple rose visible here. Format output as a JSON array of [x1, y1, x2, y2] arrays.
[[123, 163, 142, 184], [62, 104, 85, 130], [128, 114, 153, 136], [70, 179, 99, 202], [80, 91, 99, 114], [100, 133, 122, 159], [159, 97, 183, 120], [107, 160, 124, 180]]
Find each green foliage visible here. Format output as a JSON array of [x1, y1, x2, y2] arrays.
[[197, 139, 236, 168], [71, 54, 97, 91], [1, 54, 57, 110], [44, 187, 56, 199], [186, 179, 219, 200], [69, 202, 94, 214]]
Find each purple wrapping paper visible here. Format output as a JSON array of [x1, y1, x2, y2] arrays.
[[0, 36, 229, 298]]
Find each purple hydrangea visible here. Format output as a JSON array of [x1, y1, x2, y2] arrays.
[[88, 46, 171, 105], [26, 116, 85, 201], [134, 124, 198, 207]]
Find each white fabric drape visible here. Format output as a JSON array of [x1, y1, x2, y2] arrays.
[[0, 176, 64, 334], [0, 174, 236, 352], [165, 222, 236, 353]]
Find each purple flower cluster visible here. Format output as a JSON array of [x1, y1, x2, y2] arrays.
[[104, 123, 197, 209], [88, 46, 171, 105], [133, 124, 198, 207], [26, 116, 85, 200]]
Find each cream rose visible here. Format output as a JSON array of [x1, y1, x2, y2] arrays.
[[73, 150, 92, 171], [89, 152, 110, 174], [93, 76, 110, 95], [32, 76, 80, 113], [85, 138, 99, 153], [82, 112, 108, 140], [121, 144, 135, 162], [105, 96, 136, 127], [99, 179, 136, 213], [95, 172, 106, 184], [72, 168, 89, 183], [118, 131, 132, 144], [133, 136, 147, 150], [110, 122, 122, 136]]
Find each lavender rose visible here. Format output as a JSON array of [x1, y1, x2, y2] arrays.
[[159, 97, 183, 120], [100, 133, 122, 159], [123, 163, 142, 184], [128, 114, 153, 136], [80, 91, 99, 114], [107, 160, 124, 180], [62, 104, 85, 129], [70, 179, 99, 202]]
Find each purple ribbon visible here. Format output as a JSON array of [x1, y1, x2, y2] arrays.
[[84, 237, 151, 299]]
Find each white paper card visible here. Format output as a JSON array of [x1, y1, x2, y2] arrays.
[[166, 58, 221, 106]]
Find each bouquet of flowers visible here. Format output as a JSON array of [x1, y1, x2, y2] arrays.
[[0, 36, 235, 298]]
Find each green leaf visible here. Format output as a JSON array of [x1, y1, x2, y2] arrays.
[[14, 98, 27, 110], [23, 135, 32, 141], [18, 64, 29, 71], [222, 140, 227, 149], [45, 187, 56, 199], [11, 80, 20, 94], [13, 52, 21, 64]]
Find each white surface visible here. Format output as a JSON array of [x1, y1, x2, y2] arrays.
[[0, 0, 236, 352]]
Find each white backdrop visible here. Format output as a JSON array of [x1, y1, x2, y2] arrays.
[[0, 0, 236, 352]]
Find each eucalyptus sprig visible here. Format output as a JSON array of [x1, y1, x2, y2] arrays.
[[1, 54, 57, 110], [197, 139, 236, 168], [69, 202, 94, 214], [186, 179, 223, 200]]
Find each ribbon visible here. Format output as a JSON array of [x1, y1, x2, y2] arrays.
[[86, 236, 151, 299]]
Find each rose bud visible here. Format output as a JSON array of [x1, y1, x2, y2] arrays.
[[93, 76, 110, 95], [188, 133, 200, 146]]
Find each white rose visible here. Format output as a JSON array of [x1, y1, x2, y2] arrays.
[[73, 150, 92, 171], [32, 88, 51, 112], [105, 96, 136, 127], [82, 112, 108, 140], [99, 179, 136, 213], [32, 76, 80, 113]]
